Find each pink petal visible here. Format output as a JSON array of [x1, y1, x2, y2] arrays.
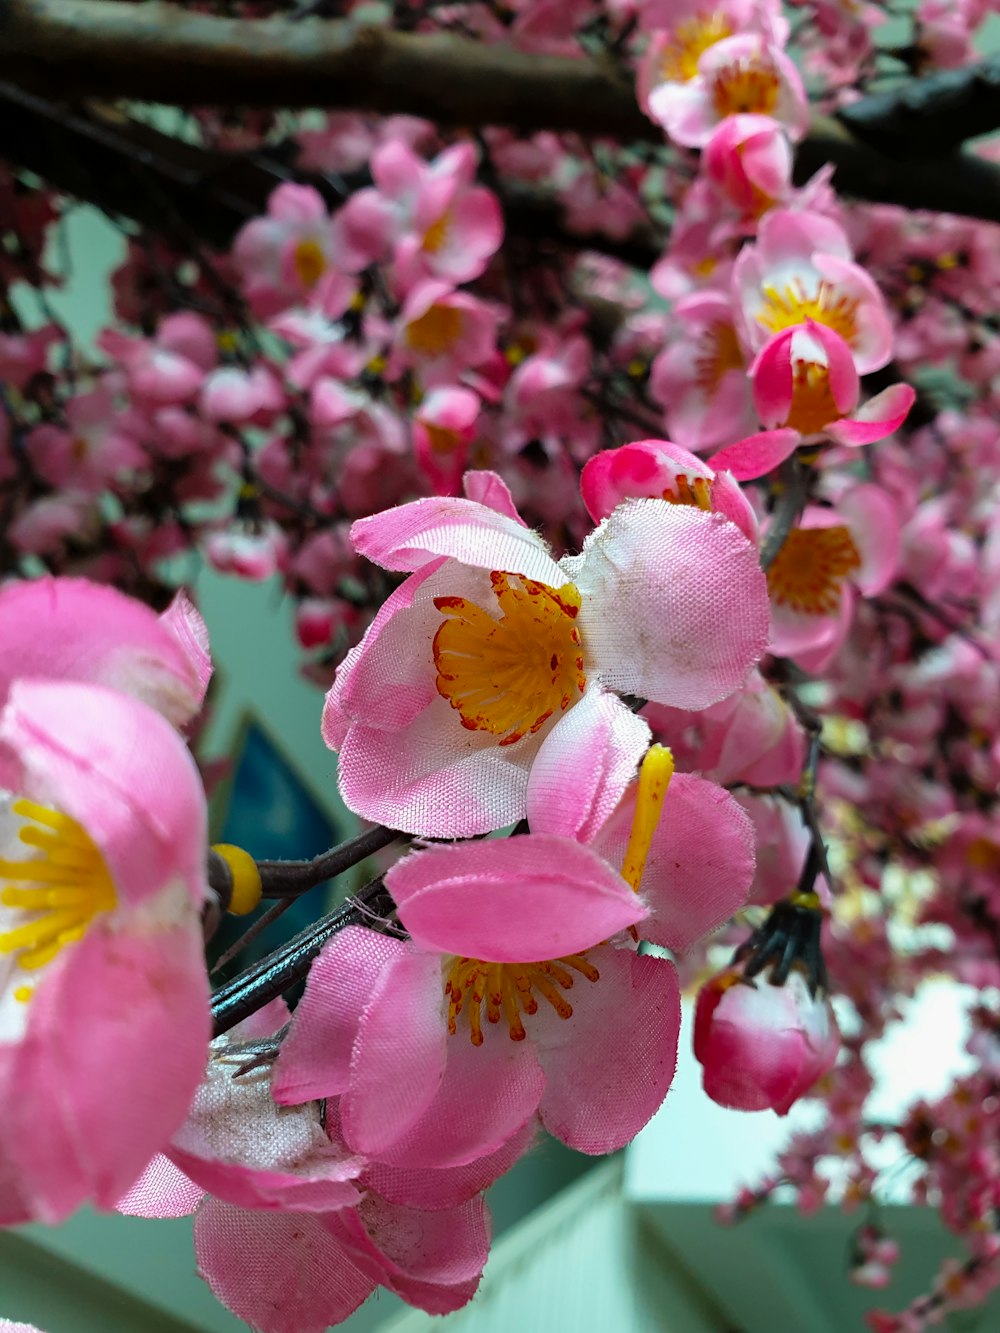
[[339, 1192, 489, 1291], [350, 496, 564, 583], [387, 835, 646, 962], [749, 326, 795, 426], [591, 773, 755, 952], [0, 680, 208, 910], [361, 1120, 536, 1209], [273, 928, 408, 1105], [462, 470, 527, 525], [116, 1154, 204, 1218], [371, 1027, 544, 1170], [0, 577, 206, 726], [566, 502, 769, 711], [337, 695, 543, 837], [803, 320, 859, 415], [526, 687, 650, 843], [157, 590, 212, 708], [341, 948, 448, 1155], [195, 1200, 374, 1333], [710, 428, 801, 481], [3, 923, 210, 1221], [838, 484, 901, 596], [536, 948, 680, 1153], [825, 383, 916, 447]]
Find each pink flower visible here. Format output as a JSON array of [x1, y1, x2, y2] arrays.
[[413, 386, 481, 497], [581, 436, 758, 544], [233, 184, 350, 319], [709, 322, 915, 479], [0, 680, 211, 1222], [97, 312, 217, 406], [650, 291, 757, 450], [644, 33, 808, 148], [0, 578, 210, 728], [26, 386, 144, 495], [392, 280, 499, 385], [121, 1005, 511, 1332], [733, 209, 894, 374], [333, 142, 503, 295], [275, 743, 752, 1163], [326, 471, 768, 835], [703, 113, 793, 219], [695, 962, 839, 1114], [765, 484, 901, 669]]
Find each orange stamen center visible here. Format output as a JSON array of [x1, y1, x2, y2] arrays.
[[694, 320, 744, 395], [444, 952, 601, 1045], [422, 210, 452, 255], [966, 836, 1000, 872], [757, 278, 859, 344], [406, 304, 464, 356], [423, 423, 463, 456], [433, 571, 586, 746], [710, 54, 781, 118], [661, 13, 733, 83], [767, 526, 861, 615], [292, 239, 327, 290], [785, 360, 841, 436]]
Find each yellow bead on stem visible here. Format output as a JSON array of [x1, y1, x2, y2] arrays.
[[212, 844, 263, 916]]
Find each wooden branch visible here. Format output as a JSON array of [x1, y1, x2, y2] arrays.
[[0, 0, 651, 138], [4, 0, 1000, 226]]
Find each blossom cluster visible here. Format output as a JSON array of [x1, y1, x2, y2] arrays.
[[3, 0, 1000, 1328]]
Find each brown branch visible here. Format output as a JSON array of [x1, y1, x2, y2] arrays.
[[4, 0, 1000, 227]]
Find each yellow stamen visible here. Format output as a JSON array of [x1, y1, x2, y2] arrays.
[[621, 745, 675, 893], [660, 12, 733, 83], [211, 843, 263, 916], [292, 238, 327, 289], [757, 278, 859, 344], [693, 320, 744, 395], [710, 54, 781, 118], [13, 985, 33, 1004], [662, 474, 713, 511], [766, 526, 861, 615], [444, 951, 601, 1045], [433, 571, 586, 747], [422, 210, 452, 255], [0, 800, 116, 977]]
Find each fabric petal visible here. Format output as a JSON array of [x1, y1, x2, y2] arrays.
[[273, 928, 409, 1105], [709, 429, 801, 482], [115, 1153, 204, 1218], [526, 686, 650, 843], [566, 501, 769, 710], [195, 1199, 374, 1333], [350, 497, 563, 583], [536, 947, 680, 1154], [361, 1120, 536, 1209], [387, 835, 646, 963], [591, 773, 755, 952], [341, 948, 447, 1155]]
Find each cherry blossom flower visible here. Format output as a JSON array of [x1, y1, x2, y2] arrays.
[[733, 209, 894, 373], [0, 679, 211, 1222], [325, 470, 768, 835], [275, 742, 753, 1164]]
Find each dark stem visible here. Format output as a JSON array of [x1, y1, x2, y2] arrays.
[[760, 462, 811, 573], [257, 822, 402, 896], [210, 874, 395, 1037]]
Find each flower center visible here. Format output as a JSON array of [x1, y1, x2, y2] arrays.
[[444, 952, 601, 1045], [967, 836, 1000, 872], [661, 13, 733, 83], [423, 423, 463, 456], [710, 54, 781, 118], [785, 359, 840, 435], [694, 320, 744, 395], [662, 473, 713, 510], [433, 571, 586, 746], [292, 239, 327, 290], [406, 304, 464, 356], [0, 799, 117, 998], [757, 279, 859, 344], [422, 210, 452, 255], [766, 526, 861, 615]]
